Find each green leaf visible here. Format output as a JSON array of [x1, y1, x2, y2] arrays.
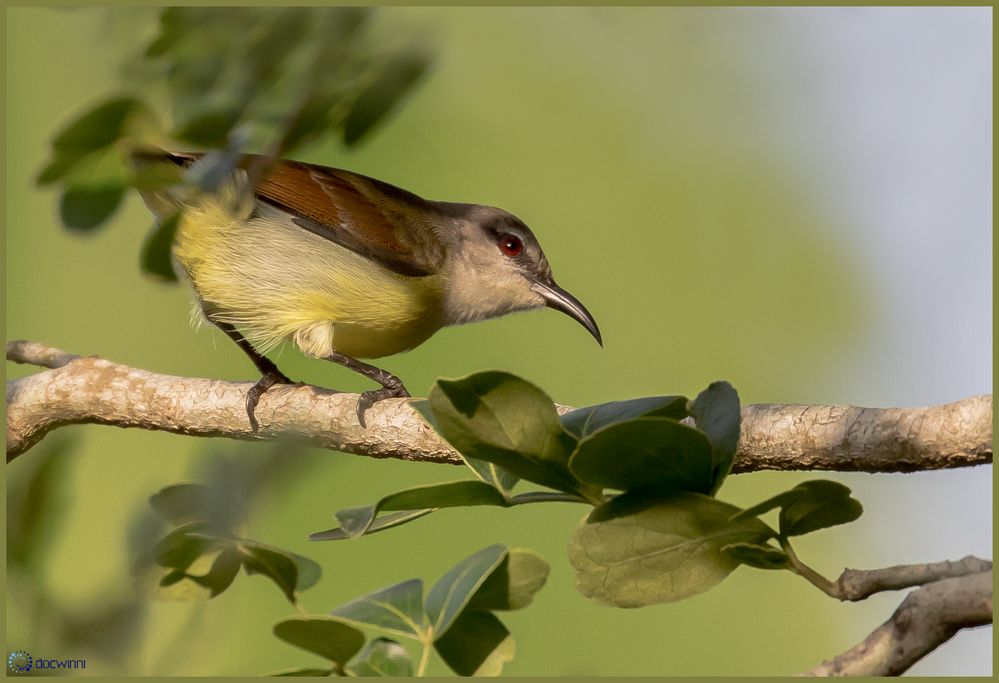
[[425, 544, 507, 639], [688, 381, 741, 493], [52, 97, 149, 154], [38, 97, 154, 186], [331, 579, 425, 639], [569, 417, 715, 495], [172, 107, 242, 147], [721, 542, 790, 570], [310, 510, 434, 542], [59, 185, 126, 232], [273, 617, 365, 666], [148, 483, 213, 525], [140, 214, 181, 282], [152, 523, 213, 570], [332, 481, 509, 538], [348, 638, 413, 677], [561, 395, 689, 439], [466, 550, 549, 612], [433, 610, 514, 677], [428, 372, 584, 496], [241, 544, 301, 603], [778, 480, 863, 537], [188, 547, 243, 596], [414, 397, 521, 494], [269, 667, 333, 677], [729, 489, 801, 522], [131, 525, 226, 602], [343, 47, 432, 146], [730, 480, 863, 538], [568, 491, 774, 607]]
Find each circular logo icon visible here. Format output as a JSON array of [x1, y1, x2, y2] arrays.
[[8, 651, 32, 673]]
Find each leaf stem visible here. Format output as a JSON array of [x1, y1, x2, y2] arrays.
[[778, 536, 839, 598], [415, 635, 433, 677]]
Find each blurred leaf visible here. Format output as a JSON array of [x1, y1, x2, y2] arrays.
[[229, 538, 321, 598], [132, 524, 223, 602], [274, 617, 365, 666], [188, 547, 243, 596], [348, 638, 413, 677], [57, 597, 147, 663], [149, 483, 214, 525], [428, 372, 585, 496], [144, 7, 189, 58], [241, 544, 301, 603], [721, 542, 790, 570], [688, 381, 741, 493], [569, 417, 714, 495], [466, 549, 549, 612], [310, 509, 434, 542], [344, 46, 432, 146], [38, 96, 154, 186], [52, 96, 149, 154], [59, 185, 126, 231], [275, 91, 340, 157], [433, 610, 514, 677], [778, 480, 863, 537], [331, 579, 425, 639], [140, 213, 181, 281], [568, 491, 774, 607], [425, 544, 506, 639], [7, 435, 74, 569], [270, 667, 333, 677], [561, 395, 688, 439], [172, 106, 242, 147], [331, 481, 509, 539], [152, 523, 214, 570]]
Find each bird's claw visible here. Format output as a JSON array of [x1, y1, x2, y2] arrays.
[[246, 371, 296, 431], [356, 384, 411, 428]]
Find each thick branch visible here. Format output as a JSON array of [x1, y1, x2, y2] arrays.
[[801, 571, 993, 676], [6, 341, 994, 472]]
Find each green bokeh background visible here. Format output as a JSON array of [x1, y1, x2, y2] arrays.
[[6, 6, 991, 676]]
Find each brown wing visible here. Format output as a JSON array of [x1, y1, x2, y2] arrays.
[[159, 151, 446, 277]]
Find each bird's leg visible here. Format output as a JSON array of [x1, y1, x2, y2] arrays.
[[324, 351, 411, 427], [207, 316, 294, 431]]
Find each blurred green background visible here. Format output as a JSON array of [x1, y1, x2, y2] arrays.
[[6, 6, 991, 676]]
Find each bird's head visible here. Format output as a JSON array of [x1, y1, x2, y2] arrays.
[[438, 203, 602, 346]]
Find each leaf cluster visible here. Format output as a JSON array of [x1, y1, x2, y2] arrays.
[[132, 483, 320, 603], [313, 371, 863, 608], [35, 7, 434, 268], [273, 544, 548, 677]]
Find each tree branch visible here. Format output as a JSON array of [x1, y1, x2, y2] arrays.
[[800, 570, 992, 676], [6, 341, 994, 473], [832, 555, 992, 602]]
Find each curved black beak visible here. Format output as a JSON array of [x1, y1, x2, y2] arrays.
[[531, 278, 603, 346]]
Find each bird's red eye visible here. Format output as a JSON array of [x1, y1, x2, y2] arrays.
[[498, 233, 524, 257]]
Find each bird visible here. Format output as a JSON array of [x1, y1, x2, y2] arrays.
[[133, 149, 601, 428]]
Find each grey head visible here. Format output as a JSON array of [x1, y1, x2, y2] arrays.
[[433, 201, 602, 345]]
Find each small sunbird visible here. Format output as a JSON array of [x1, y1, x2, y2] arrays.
[[134, 150, 601, 427]]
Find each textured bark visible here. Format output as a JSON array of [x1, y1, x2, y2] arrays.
[[801, 571, 992, 676], [6, 341, 994, 474]]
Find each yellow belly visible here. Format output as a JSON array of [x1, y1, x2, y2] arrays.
[[173, 196, 446, 359]]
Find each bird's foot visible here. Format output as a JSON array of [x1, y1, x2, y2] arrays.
[[356, 383, 411, 428], [246, 371, 296, 431]]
